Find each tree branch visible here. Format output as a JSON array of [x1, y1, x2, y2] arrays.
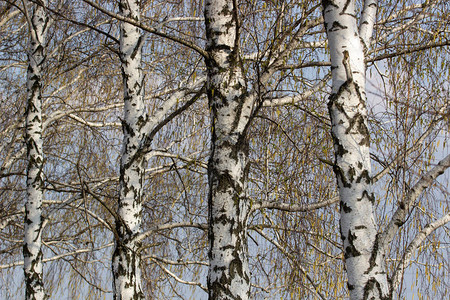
[[380, 154, 450, 252], [0, 243, 114, 270], [153, 260, 208, 292], [373, 104, 449, 183], [391, 213, 450, 290], [136, 222, 207, 242], [253, 227, 327, 300], [251, 196, 339, 213], [81, 0, 208, 58], [359, 0, 378, 49]]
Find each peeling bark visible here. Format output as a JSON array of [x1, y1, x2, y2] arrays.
[[205, 1, 253, 299], [322, 1, 390, 299], [24, 1, 48, 299], [112, 1, 146, 299]]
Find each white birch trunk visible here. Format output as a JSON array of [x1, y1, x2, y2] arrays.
[[112, 1, 146, 299], [24, 1, 48, 299], [322, 0, 390, 299], [205, 0, 252, 298]]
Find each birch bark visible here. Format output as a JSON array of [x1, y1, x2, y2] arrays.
[[204, 0, 253, 298], [24, 1, 48, 299], [112, 1, 147, 299], [322, 0, 390, 299]]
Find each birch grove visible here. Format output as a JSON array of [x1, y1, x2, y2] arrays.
[[0, 0, 449, 299]]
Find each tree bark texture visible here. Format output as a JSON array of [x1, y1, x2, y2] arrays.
[[24, 1, 48, 299], [205, 0, 253, 299], [322, 0, 390, 299], [112, 1, 147, 299]]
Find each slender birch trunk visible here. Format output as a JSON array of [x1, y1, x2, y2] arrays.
[[204, 0, 253, 298], [112, 1, 146, 299], [24, 1, 48, 299], [322, 0, 390, 299]]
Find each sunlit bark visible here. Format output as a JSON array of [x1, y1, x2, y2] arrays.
[[112, 1, 146, 299], [204, 0, 253, 299], [24, 1, 48, 299], [322, 0, 390, 299]]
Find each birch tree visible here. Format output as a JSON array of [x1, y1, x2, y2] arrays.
[[203, 1, 336, 298], [322, 0, 450, 299], [204, 1, 252, 298], [23, 1, 48, 298], [112, 0, 147, 298], [0, 1, 120, 297]]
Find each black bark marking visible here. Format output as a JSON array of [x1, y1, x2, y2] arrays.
[[356, 170, 371, 184], [130, 35, 143, 60], [341, 0, 351, 15], [356, 190, 374, 203], [322, 0, 339, 9], [328, 21, 348, 32], [348, 166, 356, 182], [365, 234, 381, 274], [363, 277, 391, 300], [341, 201, 352, 213], [333, 165, 352, 188], [345, 229, 361, 258]]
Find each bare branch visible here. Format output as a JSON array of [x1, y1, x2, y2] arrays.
[[136, 222, 207, 242], [251, 196, 339, 213], [253, 227, 327, 300], [380, 154, 450, 252], [153, 260, 208, 292], [81, 0, 208, 58], [391, 213, 450, 290], [0, 243, 114, 270]]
